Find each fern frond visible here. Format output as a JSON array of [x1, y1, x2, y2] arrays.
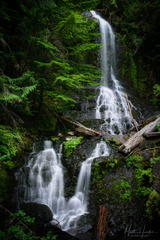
[[3, 92, 22, 103], [21, 85, 36, 98], [54, 94, 76, 102]]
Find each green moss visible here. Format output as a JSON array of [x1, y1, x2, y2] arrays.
[[145, 190, 160, 220]]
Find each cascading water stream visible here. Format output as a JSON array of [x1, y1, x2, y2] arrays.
[[19, 140, 110, 234], [22, 141, 65, 215], [57, 140, 110, 234], [91, 11, 135, 135]]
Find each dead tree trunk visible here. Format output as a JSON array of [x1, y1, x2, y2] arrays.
[[119, 117, 160, 154], [92, 206, 109, 240], [126, 94, 138, 132]]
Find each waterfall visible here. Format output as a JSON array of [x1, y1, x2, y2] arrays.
[[91, 10, 135, 135], [22, 141, 65, 215], [63, 140, 110, 234], [19, 140, 110, 234]]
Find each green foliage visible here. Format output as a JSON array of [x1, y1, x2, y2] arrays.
[[130, 57, 137, 89], [92, 152, 160, 216], [64, 136, 83, 156], [0, 125, 25, 201], [126, 154, 152, 196], [0, 72, 36, 126], [113, 178, 132, 202], [125, 154, 160, 218], [106, 158, 118, 170], [110, 0, 160, 105], [0, 210, 57, 240], [0, 125, 23, 168], [92, 161, 101, 183], [0, 0, 101, 131], [125, 154, 142, 168], [152, 84, 160, 106], [32, 12, 101, 116], [1, 72, 36, 102], [51, 137, 59, 143], [145, 190, 160, 220], [150, 157, 160, 167], [92, 160, 133, 204], [94, 157, 118, 174], [60, 0, 99, 12], [92, 158, 118, 185], [104, 139, 110, 144], [11, 210, 35, 224]]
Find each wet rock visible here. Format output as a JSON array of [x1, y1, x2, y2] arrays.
[[141, 149, 153, 160], [103, 134, 129, 145], [19, 203, 79, 239], [77, 213, 94, 234], [20, 202, 53, 222], [44, 223, 79, 240]]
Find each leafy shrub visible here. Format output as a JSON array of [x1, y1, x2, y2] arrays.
[[113, 178, 132, 202], [0, 125, 23, 169], [152, 84, 160, 106], [145, 190, 160, 220], [63, 136, 83, 156], [0, 210, 57, 240]]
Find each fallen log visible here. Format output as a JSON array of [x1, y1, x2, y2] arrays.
[[119, 117, 160, 154], [143, 132, 160, 138], [58, 115, 102, 136]]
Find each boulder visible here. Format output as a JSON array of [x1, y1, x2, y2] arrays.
[[20, 202, 79, 239], [44, 223, 79, 240], [20, 202, 53, 222]]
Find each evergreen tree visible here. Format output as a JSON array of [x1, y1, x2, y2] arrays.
[[0, 0, 101, 128]]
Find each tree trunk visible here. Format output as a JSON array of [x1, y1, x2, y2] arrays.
[[92, 206, 109, 240], [119, 117, 160, 153]]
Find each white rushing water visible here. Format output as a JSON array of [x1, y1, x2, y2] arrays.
[[23, 141, 65, 214], [21, 140, 110, 234], [91, 11, 135, 135]]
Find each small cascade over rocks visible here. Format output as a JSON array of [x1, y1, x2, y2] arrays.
[[22, 141, 65, 215], [90, 11, 136, 135], [18, 140, 110, 235]]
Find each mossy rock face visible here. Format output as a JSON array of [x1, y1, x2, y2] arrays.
[[89, 136, 160, 235], [90, 163, 148, 234], [152, 162, 160, 193]]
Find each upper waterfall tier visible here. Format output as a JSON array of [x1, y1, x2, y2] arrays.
[[91, 11, 136, 135]]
